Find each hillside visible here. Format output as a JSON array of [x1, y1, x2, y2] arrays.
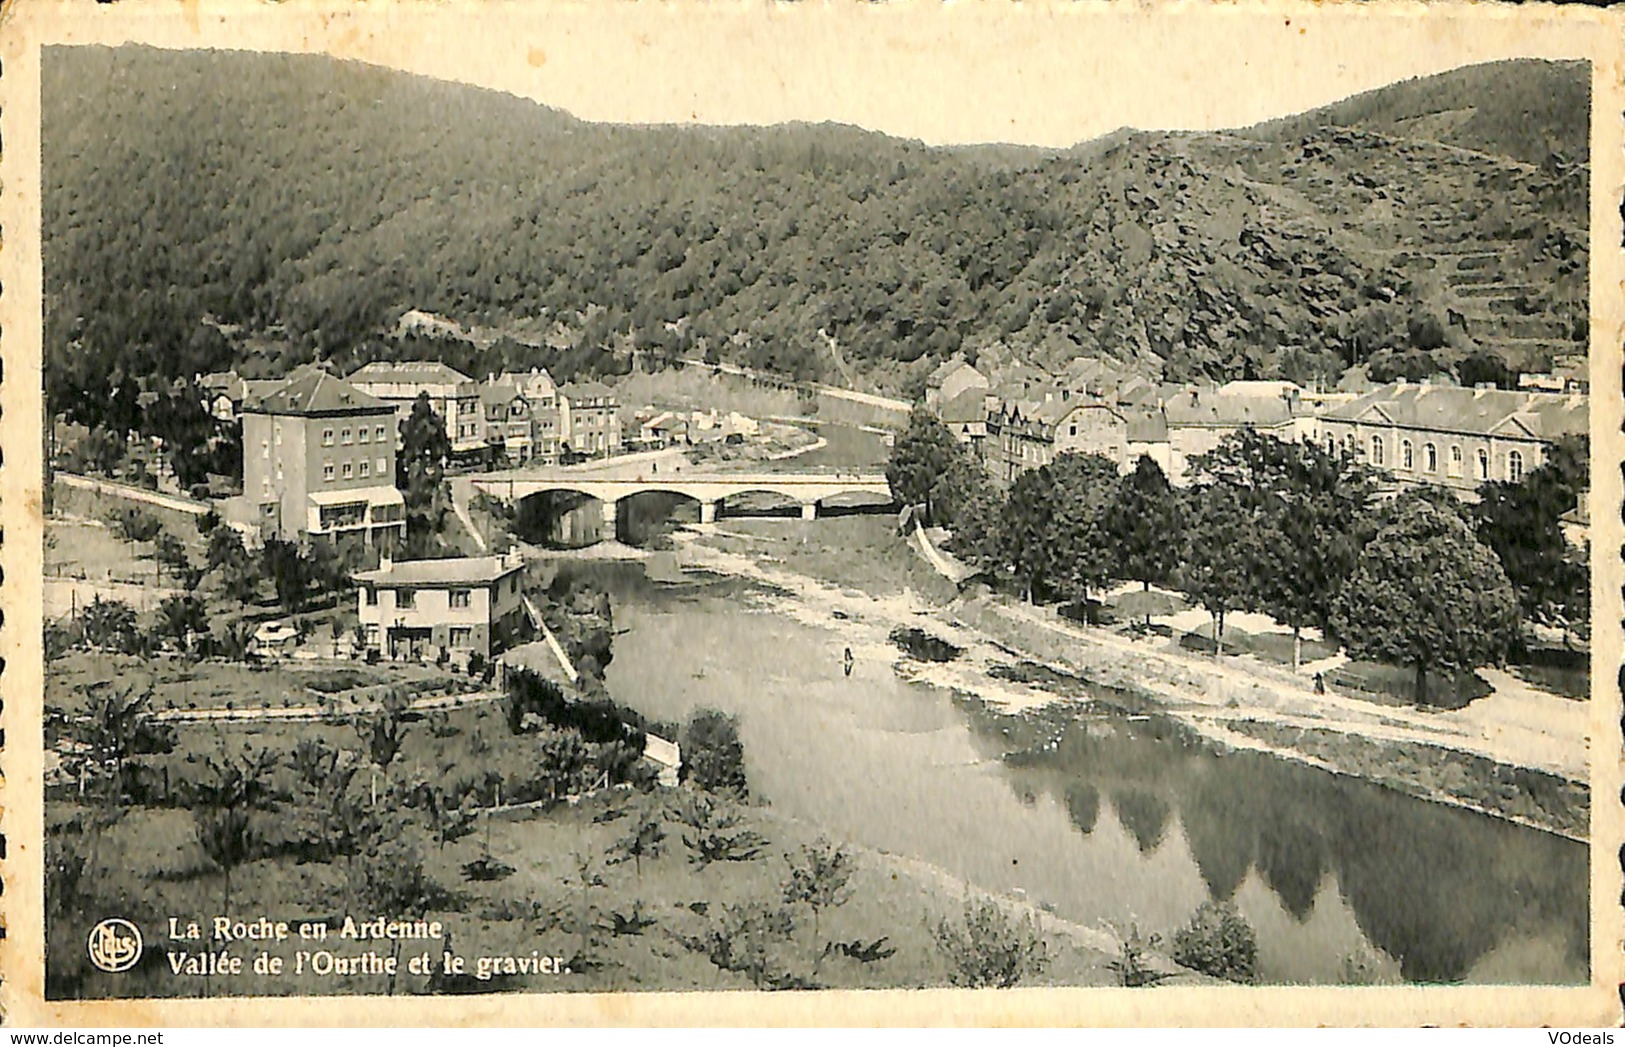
[[42, 46, 1588, 426], [1242, 59, 1590, 167]]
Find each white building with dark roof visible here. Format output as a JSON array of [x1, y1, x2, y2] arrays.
[[1319, 382, 1588, 493]]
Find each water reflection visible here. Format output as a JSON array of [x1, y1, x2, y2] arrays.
[[993, 713, 1589, 983], [585, 560, 1588, 985]]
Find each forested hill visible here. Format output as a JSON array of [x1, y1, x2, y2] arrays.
[[44, 46, 1589, 420]]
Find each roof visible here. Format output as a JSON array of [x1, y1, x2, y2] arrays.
[[1218, 380, 1302, 399], [926, 355, 979, 386], [245, 366, 392, 417], [1322, 383, 1589, 440], [561, 380, 616, 402], [348, 360, 472, 385], [938, 387, 989, 425], [1162, 388, 1294, 428], [354, 554, 524, 588], [479, 377, 526, 406], [1126, 410, 1169, 443]]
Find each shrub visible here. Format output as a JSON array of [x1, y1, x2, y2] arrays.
[[679, 708, 748, 798], [932, 897, 1049, 989], [1170, 900, 1258, 983]]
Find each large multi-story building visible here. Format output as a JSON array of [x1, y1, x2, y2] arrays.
[[234, 366, 405, 545], [346, 361, 477, 451], [560, 380, 623, 457], [354, 552, 529, 663], [1319, 382, 1589, 494]]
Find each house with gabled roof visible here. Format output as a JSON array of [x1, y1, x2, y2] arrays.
[[924, 355, 990, 410], [347, 360, 479, 452], [1319, 382, 1588, 493]]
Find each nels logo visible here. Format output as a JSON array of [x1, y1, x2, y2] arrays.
[[87, 918, 143, 973]]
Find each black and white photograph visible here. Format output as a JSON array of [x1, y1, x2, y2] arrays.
[[5, 0, 1620, 1025]]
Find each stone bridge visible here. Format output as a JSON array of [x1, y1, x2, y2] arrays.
[[461, 469, 894, 526]]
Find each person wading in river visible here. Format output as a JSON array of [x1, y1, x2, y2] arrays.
[[843, 646, 854, 677]]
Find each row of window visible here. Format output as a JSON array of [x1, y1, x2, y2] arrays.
[[323, 458, 389, 482], [362, 624, 476, 648], [365, 588, 474, 609], [322, 424, 390, 446], [1355, 434, 1523, 482]]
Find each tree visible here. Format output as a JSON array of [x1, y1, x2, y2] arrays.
[[80, 596, 140, 654], [192, 746, 279, 913], [780, 839, 855, 952], [1191, 430, 1376, 669], [1470, 436, 1589, 639], [354, 688, 412, 781], [608, 796, 667, 879], [1330, 497, 1518, 706], [397, 393, 451, 512], [1000, 465, 1059, 602], [262, 537, 311, 613], [1106, 456, 1181, 612], [1044, 453, 1122, 611], [1178, 483, 1262, 655], [156, 594, 208, 652], [932, 897, 1050, 989], [885, 407, 961, 524]]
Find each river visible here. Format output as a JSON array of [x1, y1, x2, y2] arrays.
[[568, 557, 1588, 987]]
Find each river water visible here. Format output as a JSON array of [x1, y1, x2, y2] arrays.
[[576, 559, 1588, 986]]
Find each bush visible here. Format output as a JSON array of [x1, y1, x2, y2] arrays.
[[110, 507, 163, 544], [932, 896, 1050, 989], [679, 708, 748, 798], [1170, 900, 1258, 983]]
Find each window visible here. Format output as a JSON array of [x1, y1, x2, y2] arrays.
[[365, 588, 377, 606], [1477, 449, 1489, 479], [377, 457, 387, 475], [1400, 440, 1412, 470], [1069, 424, 1077, 437], [322, 428, 335, 446], [365, 624, 379, 646], [341, 428, 352, 445], [375, 425, 386, 442], [397, 589, 416, 609], [1425, 443, 1437, 472], [449, 627, 473, 648], [1370, 435, 1384, 465], [359, 460, 370, 478], [322, 462, 335, 482], [1449, 445, 1463, 476], [275, 465, 284, 481], [359, 427, 370, 444], [1508, 450, 1523, 482], [450, 589, 472, 609], [342, 462, 353, 479], [261, 440, 270, 459], [273, 423, 282, 446]]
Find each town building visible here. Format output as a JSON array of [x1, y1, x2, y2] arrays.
[[560, 380, 623, 457], [1162, 383, 1303, 482], [346, 361, 476, 451], [231, 366, 405, 545], [354, 552, 530, 664], [938, 387, 991, 453], [924, 356, 990, 410], [1319, 382, 1589, 493], [480, 376, 534, 464], [197, 371, 280, 423]]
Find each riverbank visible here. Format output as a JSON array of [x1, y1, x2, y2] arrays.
[[669, 517, 1588, 842]]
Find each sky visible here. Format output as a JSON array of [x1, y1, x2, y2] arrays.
[[21, 1, 1610, 148]]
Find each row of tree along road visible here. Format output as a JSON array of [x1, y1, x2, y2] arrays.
[[887, 409, 1588, 706]]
